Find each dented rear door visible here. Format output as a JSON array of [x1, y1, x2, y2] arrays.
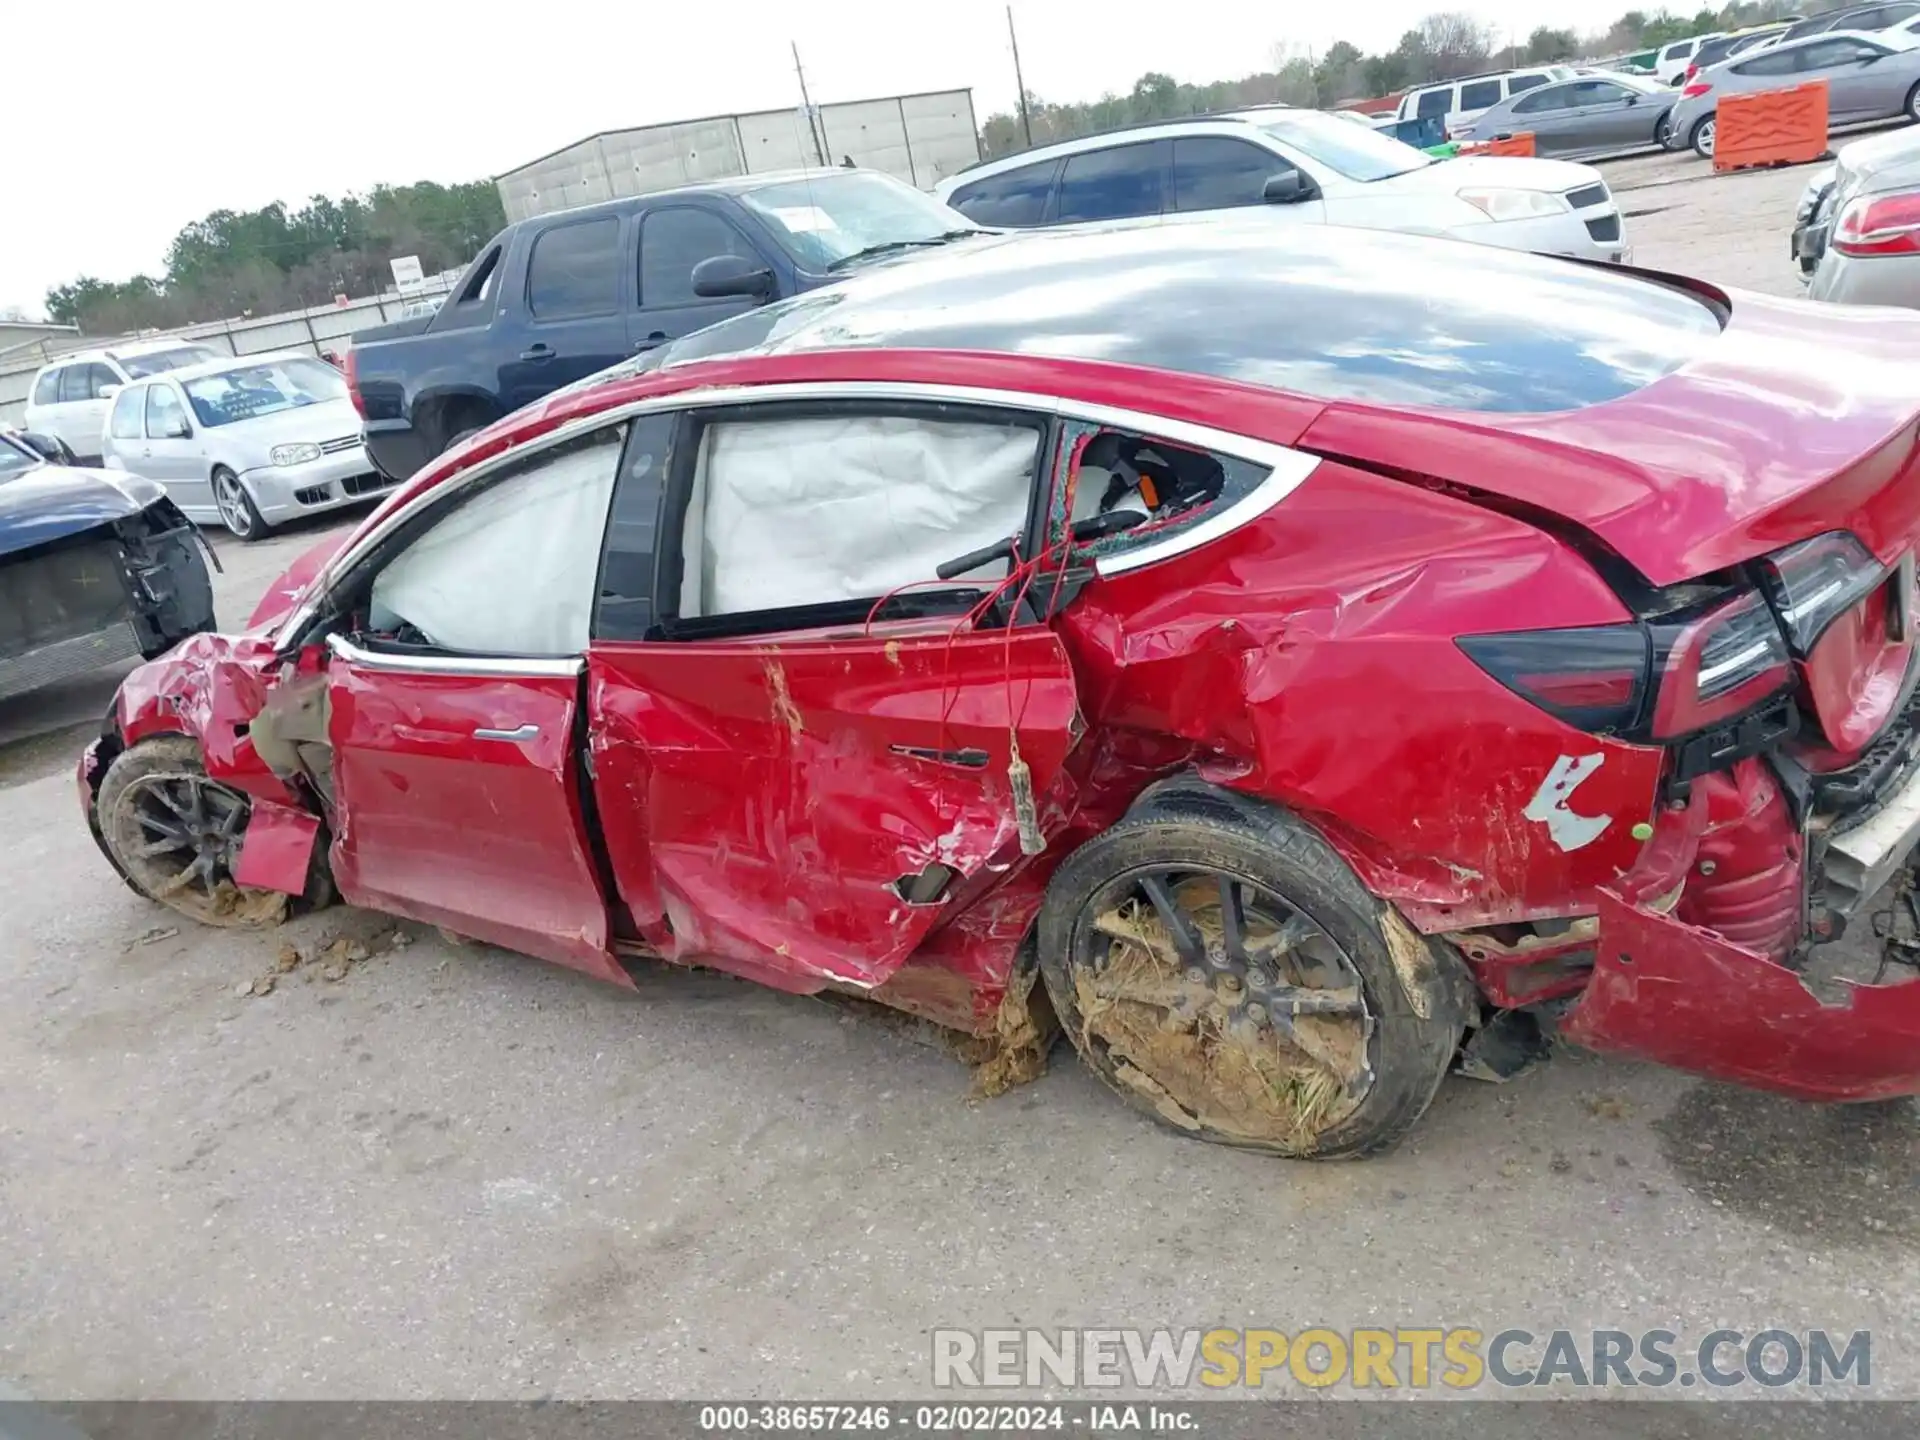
[[586, 624, 1082, 991]]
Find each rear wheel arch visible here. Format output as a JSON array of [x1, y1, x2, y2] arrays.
[[415, 390, 500, 456]]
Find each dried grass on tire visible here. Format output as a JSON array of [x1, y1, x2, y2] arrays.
[[1073, 894, 1362, 1144]]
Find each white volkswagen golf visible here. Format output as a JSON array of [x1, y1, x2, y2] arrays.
[[100, 352, 393, 540]]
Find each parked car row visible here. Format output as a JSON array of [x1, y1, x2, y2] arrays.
[[1667, 25, 1920, 158]]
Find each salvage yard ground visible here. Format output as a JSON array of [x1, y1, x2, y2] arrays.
[[4, 142, 1918, 1404]]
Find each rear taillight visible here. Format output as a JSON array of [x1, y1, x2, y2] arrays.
[[1681, 79, 1713, 98], [344, 347, 366, 419], [1833, 191, 1920, 257], [1461, 590, 1792, 742], [1756, 531, 1885, 654], [1684, 62, 1700, 81], [1457, 626, 1650, 735], [1650, 590, 1791, 739]]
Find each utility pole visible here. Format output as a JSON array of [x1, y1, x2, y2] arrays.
[[1007, 6, 1034, 148], [792, 41, 827, 165]]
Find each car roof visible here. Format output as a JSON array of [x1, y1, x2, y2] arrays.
[[640, 217, 1725, 416], [506, 167, 898, 226], [947, 111, 1297, 179], [1405, 63, 1571, 92], [121, 349, 315, 385]]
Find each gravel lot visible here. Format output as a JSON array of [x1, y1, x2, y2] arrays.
[[5, 148, 1920, 1409]]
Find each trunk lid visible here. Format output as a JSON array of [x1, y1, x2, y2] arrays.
[[1301, 285, 1920, 587]]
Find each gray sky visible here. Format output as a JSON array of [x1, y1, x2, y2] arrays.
[[6, 0, 1629, 317]]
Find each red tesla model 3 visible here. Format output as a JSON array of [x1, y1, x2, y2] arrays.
[[78, 219, 1920, 1156]]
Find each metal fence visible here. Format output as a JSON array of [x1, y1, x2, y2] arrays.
[[0, 276, 458, 428]]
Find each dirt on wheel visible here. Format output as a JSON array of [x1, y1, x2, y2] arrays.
[[1072, 879, 1368, 1146]]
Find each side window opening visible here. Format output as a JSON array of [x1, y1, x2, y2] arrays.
[[32, 369, 61, 406], [1055, 424, 1270, 562], [456, 246, 502, 307], [108, 387, 145, 440], [948, 159, 1060, 226], [1416, 88, 1454, 118], [58, 366, 94, 405], [525, 217, 622, 320], [359, 425, 626, 656], [1459, 79, 1503, 110], [661, 407, 1045, 634]]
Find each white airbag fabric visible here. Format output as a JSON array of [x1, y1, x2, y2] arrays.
[[694, 415, 1037, 617], [371, 435, 621, 655]]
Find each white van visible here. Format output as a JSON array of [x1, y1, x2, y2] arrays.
[[1395, 66, 1579, 137], [23, 339, 225, 464]]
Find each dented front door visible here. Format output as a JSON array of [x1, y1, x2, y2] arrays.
[[586, 623, 1082, 990], [325, 638, 623, 985]]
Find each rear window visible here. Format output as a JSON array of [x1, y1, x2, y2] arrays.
[[655, 224, 1726, 415]]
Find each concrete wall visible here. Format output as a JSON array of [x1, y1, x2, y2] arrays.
[[497, 89, 980, 222], [0, 277, 457, 428]]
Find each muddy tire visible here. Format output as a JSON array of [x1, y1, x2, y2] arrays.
[[1036, 785, 1467, 1159], [94, 735, 328, 928]]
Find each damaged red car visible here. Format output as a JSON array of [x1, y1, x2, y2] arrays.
[[78, 219, 1920, 1158]]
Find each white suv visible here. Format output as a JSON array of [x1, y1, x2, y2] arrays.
[[1396, 66, 1578, 137], [936, 108, 1627, 266], [24, 339, 225, 463]]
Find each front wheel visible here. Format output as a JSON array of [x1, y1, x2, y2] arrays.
[[212, 465, 270, 541], [1692, 115, 1716, 159], [94, 735, 329, 927], [1036, 794, 1466, 1159]]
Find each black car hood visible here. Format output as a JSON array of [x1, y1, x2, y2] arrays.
[[0, 467, 165, 558]]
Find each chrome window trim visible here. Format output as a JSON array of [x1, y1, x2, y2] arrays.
[[325, 632, 582, 679], [280, 381, 1318, 645]]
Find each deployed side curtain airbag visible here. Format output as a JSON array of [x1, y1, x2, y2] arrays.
[[695, 415, 1038, 617], [370, 433, 622, 655]]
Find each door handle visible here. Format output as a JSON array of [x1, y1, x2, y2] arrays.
[[473, 723, 540, 742], [632, 331, 669, 352], [518, 345, 553, 362]]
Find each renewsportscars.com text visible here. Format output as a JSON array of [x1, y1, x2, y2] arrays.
[[932, 1327, 1872, 1391]]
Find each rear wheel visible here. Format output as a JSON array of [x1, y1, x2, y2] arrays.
[[1691, 115, 1716, 159], [1654, 109, 1673, 148], [94, 736, 328, 927], [1905, 81, 1920, 124], [1036, 792, 1466, 1159], [212, 465, 270, 541]]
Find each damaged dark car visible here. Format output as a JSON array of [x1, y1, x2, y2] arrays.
[[0, 428, 215, 703]]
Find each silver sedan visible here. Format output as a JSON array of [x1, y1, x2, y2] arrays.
[[1665, 29, 1920, 157], [1452, 72, 1676, 158], [100, 352, 396, 540], [1800, 123, 1920, 304]]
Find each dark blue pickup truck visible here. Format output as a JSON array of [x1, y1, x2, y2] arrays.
[[348, 168, 982, 481]]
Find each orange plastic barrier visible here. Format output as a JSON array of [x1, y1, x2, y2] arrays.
[[1462, 132, 1535, 157], [1714, 80, 1829, 172]]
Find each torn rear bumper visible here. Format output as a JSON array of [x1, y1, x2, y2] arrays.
[[1567, 889, 1920, 1102]]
